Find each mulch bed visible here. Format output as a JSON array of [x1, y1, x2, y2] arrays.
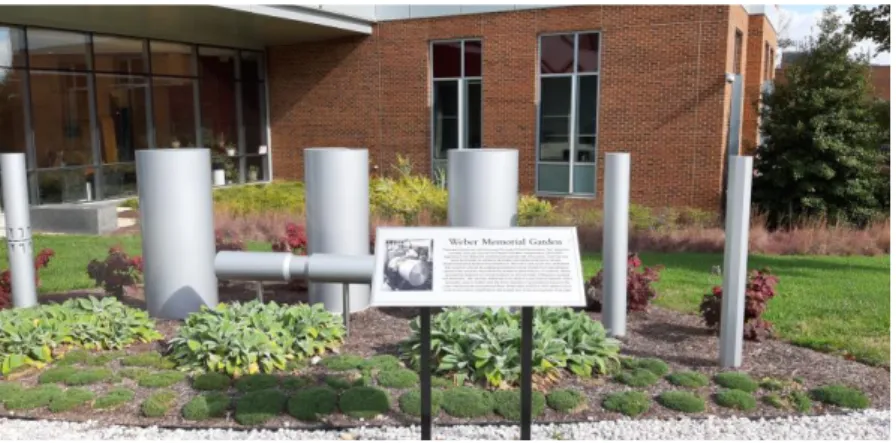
[[1, 284, 889, 430]]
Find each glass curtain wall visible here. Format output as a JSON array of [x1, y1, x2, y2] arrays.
[[536, 32, 601, 196], [431, 39, 482, 180], [0, 24, 268, 205]]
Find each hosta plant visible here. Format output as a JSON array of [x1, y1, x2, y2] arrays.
[[86, 246, 143, 298], [399, 307, 621, 388], [0, 248, 55, 310], [585, 253, 663, 312], [700, 268, 780, 340], [168, 301, 344, 377]]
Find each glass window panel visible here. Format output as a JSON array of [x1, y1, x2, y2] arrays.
[[466, 80, 482, 149], [152, 77, 196, 148], [0, 27, 27, 68], [577, 75, 598, 136], [95, 74, 149, 163], [101, 162, 138, 200], [539, 77, 571, 161], [27, 28, 89, 71], [241, 80, 267, 154], [575, 136, 596, 163], [573, 164, 596, 194], [199, 47, 236, 79], [0, 68, 28, 154], [577, 33, 599, 73], [245, 154, 266, 183], [463, 40, 482, 77], [433, 81, 459, 159], [37, 167, 95, 204], [30, 71, 93, 168], [432, 42, 461, 78], [150, 40, 193, 76], [201, 64, 238, 151], [240, 51, 263, 83], [537, 163, 570, 194], [541, 77, 571, 116], [733, 30, 743, 75], [540, 34, 574, 74], [93, 35, 146, 74]]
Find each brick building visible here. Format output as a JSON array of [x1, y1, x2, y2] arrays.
[[0, 4, 778, 211]]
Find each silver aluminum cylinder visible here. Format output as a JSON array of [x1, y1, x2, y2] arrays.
[[601, 153, 631, 337], [304, 148, 371, 313], [137, 148, 218, 319], [214, 251, 307, 281], [306, 254, 376, 284], [720, 155, 754, 368], [448, 149, 519, 228], [1, 153, 38, 308]]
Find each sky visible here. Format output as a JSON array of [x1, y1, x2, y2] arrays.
[[777, 3, 890, 65]]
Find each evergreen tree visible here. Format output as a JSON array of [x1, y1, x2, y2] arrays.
[[754, 7, 889, 228]]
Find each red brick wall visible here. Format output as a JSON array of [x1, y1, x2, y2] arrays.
[[742, 14, 777, 155], [268, 5, 741, 210]]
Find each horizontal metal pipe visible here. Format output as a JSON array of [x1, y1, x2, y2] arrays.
[[213, 251, 374, 284], [306, 254, 376, 284]]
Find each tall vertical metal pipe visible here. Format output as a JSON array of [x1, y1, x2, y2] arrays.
[[720, 155, 754, 368], [602, 153, 631, 337], [448, 149, 519, 228], [304, 147, 371, 314], [137, 148, 218, 319], [1, 153, 38, 308]]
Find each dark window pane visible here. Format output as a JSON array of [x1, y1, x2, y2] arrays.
[[537, 163, 570, 193], [539, 77, 571, 162], [432, 42, 461, 78], [245, 154, 266, 183], [434, 80, 458, 116], [199, 46, 236, 79], [152, 77, 196, 148], [464, 40, 482, 77], [95, 74, 149, 163], [540, 34, 574, 74], [241, 80, 267, 155], [29, 71, 93, 167], [573, 164, 596, 194], [150, 41, 193, 76], [240, 51, 263, 82], [0, 68, 28, 154], [200, 55, 238, 152], [93, 35, 146, 74], [37, 167, 96, 203], [733, 30, 743, 75], [466, 80, 481, 149], [28, 28, 89, 71], [433, 81, 459, 159], [0, 27, 27, 68], [577, 33, 599, 72], [577, 75, 598, 136], [102, 162, 138, 200]]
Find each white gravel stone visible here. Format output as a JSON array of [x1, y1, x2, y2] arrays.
[[0, 410, 889, 440]]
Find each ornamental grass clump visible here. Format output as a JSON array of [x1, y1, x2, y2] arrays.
[[602, 391, 651, 417], [810, 384, 870, 409], [338, 386, 391, 419], [398, 389, 444, 417], [546, 389, 585, 412], [714, 372, 759, 393], [287, 386, 338, 421], [657, 391, 705, 413], [399, 307, 621, 388], [493, 390, 547, 420], [714, 389, 757, 411], [666, 371, 709, 388]]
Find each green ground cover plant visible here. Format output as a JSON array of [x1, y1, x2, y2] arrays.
[[603, 391, 651, 417], [656, 391, 705, 413], [338, 386, 391, 419], [287, 386, 338, 421], [666, 371, 709, 388], [546, 389, 585, 412], [398, 389, 444, 417], [93, 388, 135, 410]]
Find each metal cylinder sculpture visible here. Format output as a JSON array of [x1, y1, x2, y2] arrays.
[[448, 149, 519, 228], [304, 148, 371, 314], [720, 155, 754, 368], [602, 153, 631, 337], [137, 148, 218, 319], [1, 153, 38, 308]]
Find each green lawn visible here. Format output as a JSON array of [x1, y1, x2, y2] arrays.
[[2, 235, 890, 366]]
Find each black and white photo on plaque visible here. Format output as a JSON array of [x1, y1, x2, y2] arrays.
[[381, 239, 434, 291]]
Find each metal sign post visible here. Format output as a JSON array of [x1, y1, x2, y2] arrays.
[[419, 307, 433, 440], [520, 306, 534, 440]]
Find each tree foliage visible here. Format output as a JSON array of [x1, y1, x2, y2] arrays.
[[846, 5, 890, 53], [754, 7, 889, 228]]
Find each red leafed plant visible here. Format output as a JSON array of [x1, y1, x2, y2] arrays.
[[699, 267, 780, 341], [271, 222, 308, 291], [0, 248, 55, 310], [86, 245, 143, 298], [215, 228, 245, 252], [585, 252, 664, 312]]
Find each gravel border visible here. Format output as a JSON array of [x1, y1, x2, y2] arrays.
[[0, 410, 889, 440]]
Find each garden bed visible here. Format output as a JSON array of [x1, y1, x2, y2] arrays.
[[0, 285, 887, 431]]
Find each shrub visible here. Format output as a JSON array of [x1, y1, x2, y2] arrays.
[[320, 354, 364, 371], [169, 301, 344, 377], [0, 248, 54, 311], [399, 307, 621, 388], [65, 368, 113, 386], [192, 373, 231, 391], [49, 388, 95, 413], [141, 390, 177, 417], [235, 374, 280, 392], [86, 246, 143, 298], [3, 385, 63, 410], [602, 391, 651, 417], [714, 389, 757, 411], [287, 386, 338, 421], [370, 170, 448, 225], [282, 375, 315, 391], [93, 388, 134, 410], [120, 351, 175, 369], [441, 387, 494, 418], [615, 369, 660, 387], [656, 391, 705, 413], [517, 195, 554, 226], [182, 392, 231, 421], [377, 368, 418, 388], [235, 389, 287, 425], [137, 370, 186, 388], [271, 222, 308, 255], [493, 389, 547, 420], [213, 181, 305, 215], [791, 391, 814, 413], [699, 268, 780, 341], [622, 358, 669, 376], [339, 386, 391, 419], [714, 372, 759, 393], [360, 354, 402, 371], [546, 389, 585, 413], [810, 384, 870, 409], [398, 389, 444, 417], [585, 253, 664, 312], [666, 371, 709, 388], [39, 366, 79, 384]]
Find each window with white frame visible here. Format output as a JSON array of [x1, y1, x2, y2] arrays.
[[431, 39, 482, 177], [536, 32, 600, 195]]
